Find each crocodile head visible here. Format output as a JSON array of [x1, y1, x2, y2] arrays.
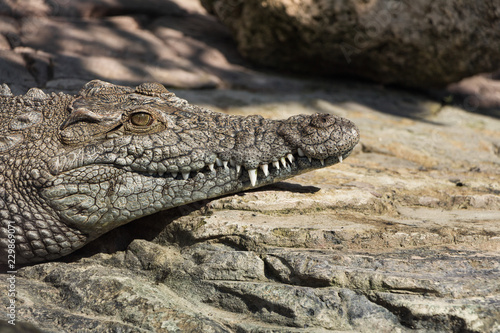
[[1, 80, 359, 263]]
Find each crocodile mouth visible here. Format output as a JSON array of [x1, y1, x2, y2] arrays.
[[150, 148, 351, 188]]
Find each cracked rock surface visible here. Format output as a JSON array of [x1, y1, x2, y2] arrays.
[[0, 0, 499, 332]]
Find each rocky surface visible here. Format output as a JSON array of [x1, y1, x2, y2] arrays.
[[0, 0, 303, 95], [447, 71, 500, 113], [1, 1, 500, 332], [201, 0, 500, 88]]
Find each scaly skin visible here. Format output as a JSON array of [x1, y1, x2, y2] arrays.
[[0, 80, 359, 264]]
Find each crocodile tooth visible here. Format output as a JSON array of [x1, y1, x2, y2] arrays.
[[172, 172, 178, 178], [260, 164, 269, 176], [223, 160, 228, 169], [287, 153, 294, 164], [308, 157, 312, 163], [182, 172, 190, 180], [320, 159, 325, 166], [280, 157, 287, 168], [297, 148, 305, 157], [215, 158, 223, 167], [248, 169, 258, 186], [158, 164, 167, 176], [272, 161, 280, 169], [229, 159, 236, 167], [236, 165, 241, 174], [339, 155, 343, 163], [208, 163, 215, 172]]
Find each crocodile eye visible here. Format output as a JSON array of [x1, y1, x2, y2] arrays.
[[130, 112, 153, 127]]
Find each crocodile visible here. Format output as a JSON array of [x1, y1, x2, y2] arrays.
[[0, 80, 359, 264]]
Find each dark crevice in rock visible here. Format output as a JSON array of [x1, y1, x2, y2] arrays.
[[368, 294, 475, 333], [63, 209, 178, 263], [263, 254, 333, 288], [262, 254, 292, 283], [209, 284, 297, 326]]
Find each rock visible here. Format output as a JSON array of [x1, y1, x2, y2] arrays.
[[201, 0, 500, 88], [0, 320, 44, 333], [17, 15, 222, 89], [0, 35, 10, 50], [447, 72, 500, 113], [0, 0, 310, 92], [0, 0, 194, 18]]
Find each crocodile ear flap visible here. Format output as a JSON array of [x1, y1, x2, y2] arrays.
[[60, 107, 122, 130]]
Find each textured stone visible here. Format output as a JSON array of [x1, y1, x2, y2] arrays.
[[0, 0, 193, 18], [201, 0, 500, 88], [4, 1, 305, 92], [447, 72, 500, 112]]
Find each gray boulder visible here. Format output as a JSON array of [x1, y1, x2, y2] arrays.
[[201, 0, 500, 87]]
